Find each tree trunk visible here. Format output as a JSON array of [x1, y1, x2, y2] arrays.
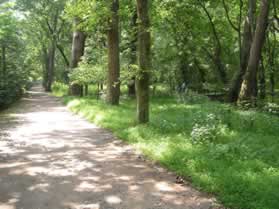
[[42, 45, 49, 90], [45, 42, 56, 92], [228, 0, 256, 103], [70, 18, 86, 96], [214, 48, 227, 84], [128, 79, 136, 97], [179, 59, 188, 88], [1, 45, 6, 84], [107, 0, 120, 105], [2, 46, 6, 74], [270, 68, 275, 102], [84, 84, 88, 96], [194, 58, 206, 84], [128, 11, 138, 97], [136, 0, 151, 124], [258, 57, 266, 100], [267, 29, 276, 102], [57, 44, 70, 83], [44, 9, 59, 92], [238, 0, 270, 105]]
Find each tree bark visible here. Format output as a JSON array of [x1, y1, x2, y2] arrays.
[[128, 11, 138, 97], [258, 57, 266, 100], [44, 9, 59, 92], [194, 58, 206, 84], [70, 18, 86, 96], [136, 0, 151, 124], [45, 42, 56, 92], [57, 44, 70, 68], [267, 30, 276, 102], [84, 84, 88, 96], [1, 45, 6, 83], [269, 67, 275, 102], [57, 44, 70, 83], [107, 0, 120, 105], [42, 45, 49, 90], [228, 0, 256, 103], [238, 0, 270, 105]]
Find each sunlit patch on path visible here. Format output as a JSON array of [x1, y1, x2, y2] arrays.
[[0, 86, 222, 209]]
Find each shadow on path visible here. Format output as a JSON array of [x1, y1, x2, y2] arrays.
[[0, 86, 221, 209]]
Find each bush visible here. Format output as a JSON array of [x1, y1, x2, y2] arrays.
[[262, 103, 279, 116], [0, 81, 25, 109], [191, 113, 227, 144], [69, 62, 106, 87], [52, 82, 69, 97], [0, 70, 34, 109]]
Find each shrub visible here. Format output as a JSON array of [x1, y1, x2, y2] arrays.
[[262, 103, 279, 116], [69, 62, 106, 87], [191, 113, 227, 144], [52, 82, 69, 97], [0, 76, 29, 108]]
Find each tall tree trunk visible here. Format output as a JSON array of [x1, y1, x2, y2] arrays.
[[268, 31, 276, 102], [128, 11, 138, 97], [179, 59, 189, 88], [194, 58, 206, 84], [228, 0, 256, 103], [44, 9, 59, 92], [42, 45, 49, 89], [258, 57, 266, 100], [57, 44, 70, 83], [136, 0, 151, 123], [238, 0, 270, 105], [270, 68, 275, 102], [45, 42, 56, 92], [84, 84, 88, 96], [70, 18, 86, 96], [214, 48, 227, 84], [1, 45, 6, 84], [107, 0, 120, 105]]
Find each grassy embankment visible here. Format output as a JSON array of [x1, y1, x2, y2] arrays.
[[53, 82, 279, 209]]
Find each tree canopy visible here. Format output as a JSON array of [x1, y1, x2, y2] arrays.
[[1, 1, 279, 208]]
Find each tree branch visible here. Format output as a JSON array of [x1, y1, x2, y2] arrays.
[[57, 44, 69, 67], [222, 0, 240, 32], [197, 0, 222, 50]]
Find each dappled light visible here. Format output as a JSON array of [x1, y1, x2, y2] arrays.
[[56, 81, 279, 209], [0, 0, 278, 208], [0, 87, 219, 209], [105, 195, 122, 204]]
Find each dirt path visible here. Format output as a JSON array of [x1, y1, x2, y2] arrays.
[[0, 86, 222, 209]]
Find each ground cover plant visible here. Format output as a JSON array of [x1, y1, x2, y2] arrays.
[[53, 83, 279, 209]]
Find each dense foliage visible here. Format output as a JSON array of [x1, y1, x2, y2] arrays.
[[0, 2, 36, 108], [1, 0, 279, 208], [2, 0, 277, 108]]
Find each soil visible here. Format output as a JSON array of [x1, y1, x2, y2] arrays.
[[0, 86, 224, 209]]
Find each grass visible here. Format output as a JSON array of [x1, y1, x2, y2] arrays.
[[53, 83, 279, 209]]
